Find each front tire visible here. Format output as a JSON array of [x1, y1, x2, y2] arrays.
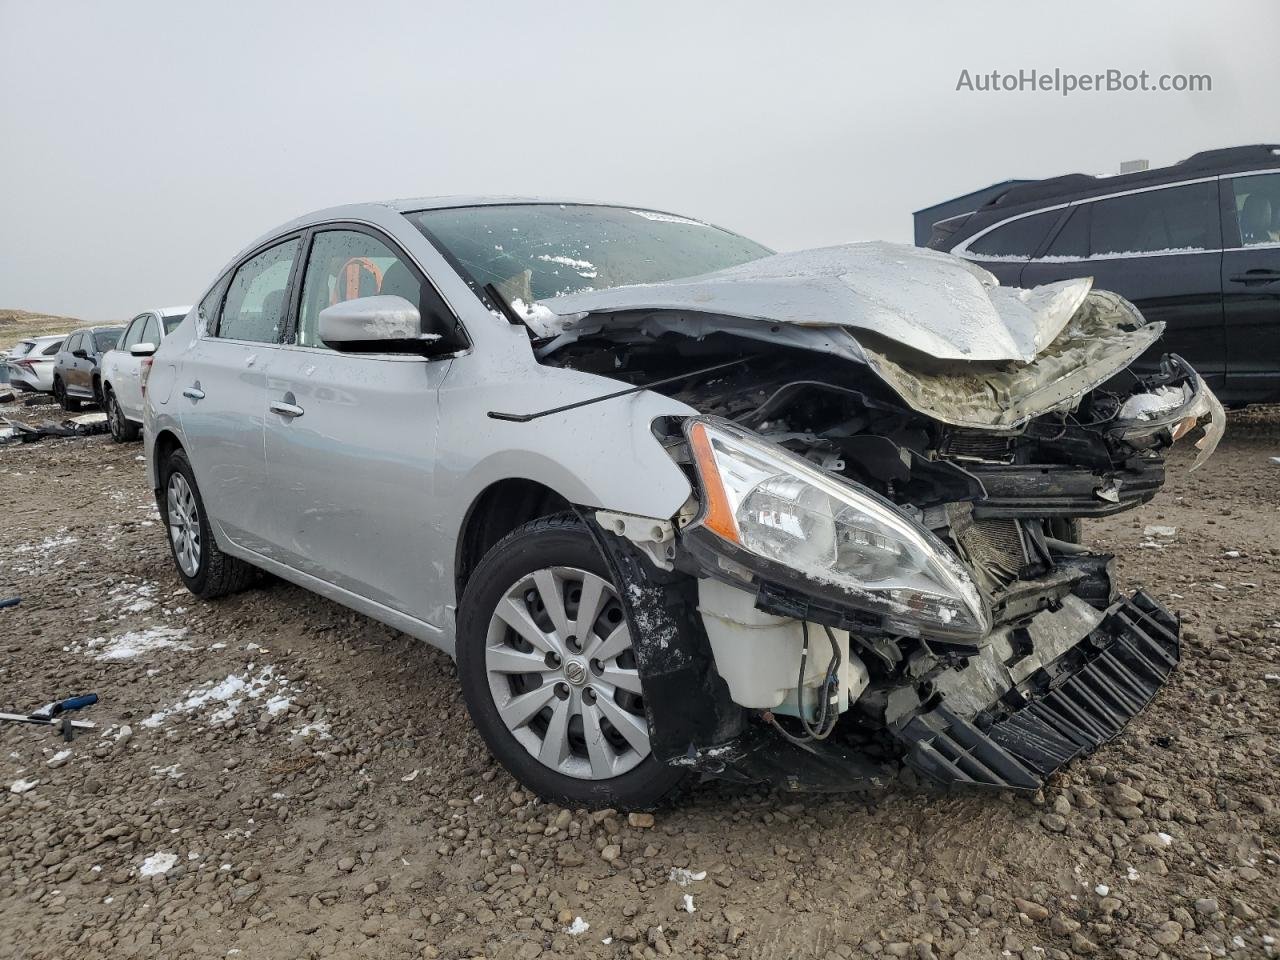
[[54, 377, 81, 412], [457, 514, 687, 809], [159, 448, 256, 599], [105, 387, 139, 442]]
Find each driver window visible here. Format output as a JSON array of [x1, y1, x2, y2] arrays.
[[141, 314, 160, 345], [121, 318, 146, 350], [297, 230, 425, 348]]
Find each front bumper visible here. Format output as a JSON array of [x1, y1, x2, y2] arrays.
[[893, 590, 1179, 790]]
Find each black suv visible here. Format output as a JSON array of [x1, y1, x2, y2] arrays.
[[925, 144, 1280, 407]]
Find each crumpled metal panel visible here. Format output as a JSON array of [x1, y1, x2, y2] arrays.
[[536, 241, 1093, 363]]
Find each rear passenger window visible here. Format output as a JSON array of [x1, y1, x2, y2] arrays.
[[966, 210, 1060, 259], [1230, 172, 1280, 246], [42, 340, 63, 356], [216, 239, 300, 342], [1089, 181, 1218, 256], [295, 229, 426, 348], [1040, 206, 1089, 259]]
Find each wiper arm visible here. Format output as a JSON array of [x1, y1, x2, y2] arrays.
[[487, 357, 750, 423]]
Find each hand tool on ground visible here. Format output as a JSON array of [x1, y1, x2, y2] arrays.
[[1, 694, 98, 741]]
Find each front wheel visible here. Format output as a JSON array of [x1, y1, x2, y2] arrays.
[[159, 448, 257, 599], [456, 514, 686, 809], [105, 388, 139, 442], [53, 377, 81, 412]]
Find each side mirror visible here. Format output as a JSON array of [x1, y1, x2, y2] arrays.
[[72, 349, 88, 359], [130, 342, 157, 357], [318, 295, 430, 353]]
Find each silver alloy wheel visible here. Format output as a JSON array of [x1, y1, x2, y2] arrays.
[[485, 566, 650, 780], [107, 395, 121, 438], [166, 472, 201, 577]]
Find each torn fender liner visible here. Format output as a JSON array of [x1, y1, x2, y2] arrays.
[[582, 514, 747, 762], [893, 591, 1179, 790]]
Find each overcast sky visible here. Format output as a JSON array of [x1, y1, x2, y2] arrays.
[[2, 0, 1278, 320]]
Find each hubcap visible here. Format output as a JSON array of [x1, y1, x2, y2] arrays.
[[166, 472, 201, 577], [485, 566, 649, 780]]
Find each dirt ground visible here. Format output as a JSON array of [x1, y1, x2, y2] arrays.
[[0, 398, 1276, 960]]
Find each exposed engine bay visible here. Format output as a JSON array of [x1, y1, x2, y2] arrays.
[[527, 256, 1224, 792]]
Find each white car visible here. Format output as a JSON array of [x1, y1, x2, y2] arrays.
[[5, 335, 65, 394], [100, 306, 191, 441]]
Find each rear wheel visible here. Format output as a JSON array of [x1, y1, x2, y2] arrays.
[[457, 514, 686, 809], [105, 387, 139, 442], [53, 377, 81, 412], [159, 448, 256, 598]]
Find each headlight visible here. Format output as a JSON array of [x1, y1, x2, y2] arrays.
[[685, 418, 990, 640]]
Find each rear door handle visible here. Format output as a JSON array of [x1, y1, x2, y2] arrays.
[[1228, 269, 1280, 285], [182, 386, 205, 400], [270, 399, 304, 419]]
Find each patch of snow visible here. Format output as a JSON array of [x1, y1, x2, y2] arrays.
[[565, 916, 589, 936], [1095, 884, 1109, 896], [401, 769, 420, 782], [143, 665, 286, 728], [9, 779, 38, 794], [47, 749, 72, 768], [668, 868, 706, 886], [86, 625, 190, 661], [1143, 525, 1177, 539], [681, 894, 696, 913], [139, 852, 178, 876], [630, 209, 707, 226], [536, 254, 598, 278], [509, 298, 564, 337]]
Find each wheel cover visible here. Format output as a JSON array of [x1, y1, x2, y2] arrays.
[[166, 472, 202, 577], [485, 566, 650, 780]]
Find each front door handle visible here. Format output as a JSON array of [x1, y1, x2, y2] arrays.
[[182, 385, 205, 401], [270, 399, 304, 419], [1228, 269, 1280, 285]]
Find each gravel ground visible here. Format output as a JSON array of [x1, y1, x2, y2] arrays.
[[0, 400, 1277, 960]]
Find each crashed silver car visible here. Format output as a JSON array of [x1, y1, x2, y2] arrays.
[[144, 199, 1223, 808]]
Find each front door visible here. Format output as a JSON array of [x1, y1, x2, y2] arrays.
[[178, 237, 300, 554], [262, 226, 453, 625], [1221, 171, 1280, 403]]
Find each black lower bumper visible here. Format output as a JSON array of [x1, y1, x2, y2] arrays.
[[894, 591, 1179, 790]]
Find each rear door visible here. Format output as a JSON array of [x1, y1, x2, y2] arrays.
[[1020, 179, 1224, 386], [1220, 170, 1280, 402], [177, 237, 300, 554], [262, 225, 455, 625]]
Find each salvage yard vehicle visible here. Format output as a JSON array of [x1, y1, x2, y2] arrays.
[[924, 144, 1280, 407], [144, 198, 1224, 808], [5, 335, 65, 393], [100, 306, 191, 441], [52, 325, 125, 411]]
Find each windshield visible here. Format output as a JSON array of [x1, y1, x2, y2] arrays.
[[408, 204, 771, 305], [94, 329, 124, 352]]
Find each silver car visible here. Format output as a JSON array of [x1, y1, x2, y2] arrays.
[[145, 198, 1222, 808], [5, 335, 65, 393]]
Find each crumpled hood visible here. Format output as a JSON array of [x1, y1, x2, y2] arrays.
[[536, 241, 1093, 363]]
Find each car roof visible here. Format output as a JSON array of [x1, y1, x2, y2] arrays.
[[146, 305, 193, 317], [981, 144, 1280, 215]]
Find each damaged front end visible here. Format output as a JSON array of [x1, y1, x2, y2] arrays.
[[542, 246, 1223, 793]]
